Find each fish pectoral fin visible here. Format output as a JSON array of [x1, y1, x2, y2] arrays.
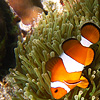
[[77, 76, 89, 88]]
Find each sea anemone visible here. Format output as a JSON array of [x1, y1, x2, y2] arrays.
[[9, 0, 100, 100]]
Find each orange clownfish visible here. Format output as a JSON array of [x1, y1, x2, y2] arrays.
[[46, 22, 100, 99]]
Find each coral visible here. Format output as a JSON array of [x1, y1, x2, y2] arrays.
[[9, 0, 100, 100]]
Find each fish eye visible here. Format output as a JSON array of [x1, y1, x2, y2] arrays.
[[54, 89, 58, 93]]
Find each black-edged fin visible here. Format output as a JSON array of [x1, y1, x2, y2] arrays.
[[62, 38, 78, 52], [46, 57, 61, 72], [62, 38, 80, 56], [81, 22, 100, 31], [81, 22, 100, 44]]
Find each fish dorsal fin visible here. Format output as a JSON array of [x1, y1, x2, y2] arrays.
[[62, 38, 94, 66], [46, 57, 61, 72], [81, 22, 100, 44]]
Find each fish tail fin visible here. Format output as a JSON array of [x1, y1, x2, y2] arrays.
[[77, 76, 89, 88]]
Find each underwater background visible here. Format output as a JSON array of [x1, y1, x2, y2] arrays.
[[0, 0, 18, 80], [0, 0, 100, 100]]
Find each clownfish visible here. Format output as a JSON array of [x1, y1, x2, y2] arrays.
[[46, 22, 100, 99], [8, 0, 47, 25]]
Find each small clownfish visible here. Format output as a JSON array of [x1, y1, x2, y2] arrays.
[[8, 0, 47, 25], [46, 22, 100, 99]]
